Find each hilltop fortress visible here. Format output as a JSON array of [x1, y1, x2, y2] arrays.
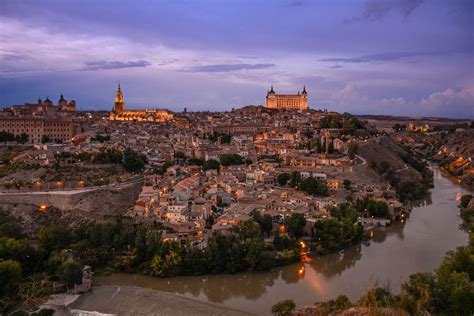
[[265, 86, 309, 110]]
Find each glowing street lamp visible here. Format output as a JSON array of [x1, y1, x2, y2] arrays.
[[298, 266, 305, 276]]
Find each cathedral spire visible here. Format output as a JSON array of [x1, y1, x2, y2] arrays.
[[116, 82, 124, 103], [114, 82, 125, 113]]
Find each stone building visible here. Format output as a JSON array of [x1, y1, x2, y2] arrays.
[[266, 86, 309, 110], [0, 95, 77, 143], [109, 83, 174, 123], [58, 94, 76, 112], [0, 116, 74, 143]]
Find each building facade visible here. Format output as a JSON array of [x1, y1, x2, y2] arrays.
[[0, 117, 74, 143], [0, 95, 77, 143], [266, 86, 309, 110], [109, 84, 174, 123]]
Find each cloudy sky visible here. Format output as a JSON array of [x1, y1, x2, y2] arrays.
[[0, 0, 473, 118]]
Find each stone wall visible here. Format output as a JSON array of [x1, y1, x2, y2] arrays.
[[0, 179, 143, 219]]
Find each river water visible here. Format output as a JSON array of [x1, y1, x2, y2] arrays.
[[92, 166, 470, 315]]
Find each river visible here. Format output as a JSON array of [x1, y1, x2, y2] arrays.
[[76, 166, 470, 315]]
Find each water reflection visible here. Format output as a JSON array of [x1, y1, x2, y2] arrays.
[[369, 222, 406, 243], [310, 244, 362, 278]]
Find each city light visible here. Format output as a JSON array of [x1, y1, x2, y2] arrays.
[[279, 224, 286, 234], [298, 266, 305, 275]]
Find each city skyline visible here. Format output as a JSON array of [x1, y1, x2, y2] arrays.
[[1, 0, 473, 118]]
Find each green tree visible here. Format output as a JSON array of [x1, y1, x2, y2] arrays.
[[41, 135, 51, 144], [289, 171, 301, 188], [187, 157, 205, 166], [299, 177, 328, 196], [343, 179, 351, 190], [59, 259, 82, 286], [400, 272, 435, 314], [348, 142, 359, 160], [39, 225, 73, 252], [157, 160, 173, 175], [151, 251, 182, 276], [271, 299, 296, 316], [260, 214, 273, 237], [0, 259, 22, 297], [105, 148, 123, 164], [328, 139, 334, 153], [220, 154, 244, 166], [205, 214, 215, 227], [358, 287, 398, 309], [366, 200, 390, 219], [221, 134, 232, 144], [329, 203, 358, 222], [460, 195, 472, 209], [203, 159, 220, 171], [273, 233, 291, 251], [0, 213, 23, 239], [313, 219, 363, 253], [284, 213, 306, 239], [123, 148, 146, 172], [251, 210, 273, 237], [174, 151, 186, 160], [15, 133, 29, 144], [0, 131, 14, 145], [277, 173, 290, 186], [150, 254, 165, 276], [0, 237, 42, 275]]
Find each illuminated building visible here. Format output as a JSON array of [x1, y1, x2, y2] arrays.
[[0, 117, 74, 143], [109, 83, 174, 123], [0, 95, 77, 143], [57, 94, 76, 112], [266, 86, 309, 110]]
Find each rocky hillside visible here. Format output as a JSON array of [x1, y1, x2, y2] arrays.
[[440, 129, 474, 158], [0, 180, 143, 236], [358, 136, 422, 182]]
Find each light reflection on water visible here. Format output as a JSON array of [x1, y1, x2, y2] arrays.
[[94, 167, 470, 315]]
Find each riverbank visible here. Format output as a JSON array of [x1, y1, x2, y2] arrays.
[[68, 285, 249, 315], [70, 166, 470, 315]]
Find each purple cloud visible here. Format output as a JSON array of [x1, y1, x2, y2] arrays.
[[348, 0, 424, 22], [183, 63, 275, 73], [319, 51, 450, 63], [81, 60, 151, 71]]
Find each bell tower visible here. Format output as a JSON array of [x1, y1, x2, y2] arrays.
[[114, 83, 125, 113]]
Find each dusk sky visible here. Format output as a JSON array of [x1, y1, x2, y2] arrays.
[[1, 0, 473, 118]]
